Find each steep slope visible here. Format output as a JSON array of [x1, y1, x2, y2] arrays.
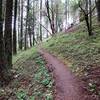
[[0, 48, 54, 99], [43, 20, 100, 99]]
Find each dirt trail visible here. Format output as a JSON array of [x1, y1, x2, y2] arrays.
[[39, 49, 88, 100]]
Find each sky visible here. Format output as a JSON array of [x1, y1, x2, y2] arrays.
[[61, 0, 65, 3], [42, 0, 65, 4]]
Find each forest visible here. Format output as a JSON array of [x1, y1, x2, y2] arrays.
[[0, 0, 100, 99]]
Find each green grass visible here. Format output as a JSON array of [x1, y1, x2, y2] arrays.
[[13, 47, 37, 64], [43, 23, 100, 76], [43, 20, 100, 98], [0, 47, 54, 100]]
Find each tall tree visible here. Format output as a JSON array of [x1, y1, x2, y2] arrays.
[[0, 0, 4, 70], [96, 0, 100, 21], [79, 0, 94, 36], [89, 0, 92, 34], [40, 0, 42, 41], [65, 0, 68, 25], [28, 3, 32, 47], [0, 0, 8, 85], [25, 0, 29, 50], [32, 0, 35, 46], [4, 0, 13, 68], [19, 0, 23, 50], [28, 22, 32, 47], [13, 0, 18, 54], [45, 0, 56, 35], [46, 18, 49, 38], [55, 2, 59, 32]]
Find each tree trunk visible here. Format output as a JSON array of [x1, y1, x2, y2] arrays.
[[4, 0, 13, 68], [28, 26, 32, 47], [13, 0, 17, 54], [89, 0, 93, 36], [96, 0, 100, 21], [65, 0, 68, 26], [18, 0, 20, 50], [32, 2, 35, 46], [55, 4, 58, 33], [0, 0, 4, 66], [85, 14, 92, 36], [45, 0, 55, 35], [25, 0, 29, 50], [19, 0, 23, 50], [51, 0, 55, 34], [46, 18, 49, 38], [79, 0, 93, 36], [0, 0, 8, 86], [40, 0, 42, 41]]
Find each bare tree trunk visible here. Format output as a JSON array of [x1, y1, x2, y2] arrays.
[[0, 0, 8, 86], [65, 0, 68, 25], [28, 26, 32, 47], [51, 0, 55, 34], [46, 18, 49, 38], [79, 0, 93, 36], [96, 0, 100, 21], [25, 0, 29, 50], [40, 0, 42, 41], [45, 0, 55, 35], [18, 0, 20, 49], [0, 0, 4, 67], [84, 14, 91, 35], [55, 4, 59, 32], [32, 1, 35, 46], [4, 0, 13, 68], [89, 0, 93, 36], [19, 0, 23, 50], [13, 0, 17, 54], [85, 0, 91, 36]]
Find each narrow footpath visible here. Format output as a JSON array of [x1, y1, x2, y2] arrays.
[[39, 49, 89, 100]]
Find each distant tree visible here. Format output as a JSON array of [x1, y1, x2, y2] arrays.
[[25, 0, 30, 50], [65, 0, 68, 25], [55, 3, 59, 32], [79, 0, 95, 36], [13, 0, 18, 54], [28, 17, 32, 47], [89, 0, 92, 35], [45, 18, 49, 38], [45, 0, 56, 35], [32, 1, 35, 46], [40, 0, 43, 41]]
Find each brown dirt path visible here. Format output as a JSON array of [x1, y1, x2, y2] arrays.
[[38, 49, 89, 100]]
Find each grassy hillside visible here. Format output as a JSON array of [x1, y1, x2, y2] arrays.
[[43, 20, 100, 98], [43, 31, 100, 74], [0, 48, 54, 100]]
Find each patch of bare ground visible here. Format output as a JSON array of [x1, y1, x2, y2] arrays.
[[39, 49, 94, 100]]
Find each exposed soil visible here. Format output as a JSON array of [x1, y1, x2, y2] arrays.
[[65, 25, 79, 33], [39, 49, 91, 100]]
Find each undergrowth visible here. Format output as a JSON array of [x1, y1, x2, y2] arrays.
[[43, 31, 100, 74], [0, 48, 54, 100], [43, 19, 100, 99]]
